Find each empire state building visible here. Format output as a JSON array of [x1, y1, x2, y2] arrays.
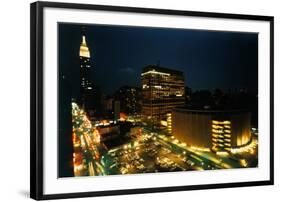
[[80, 35, 92, 92], [79, 33, 100, 114]]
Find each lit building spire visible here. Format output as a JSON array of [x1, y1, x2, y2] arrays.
[[79, 35, 90, 58]]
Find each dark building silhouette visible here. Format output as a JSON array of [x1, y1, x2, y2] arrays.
[[185, 86, 192, 103], [114, 86, 142, 115], [114, 100, 120, 121], [58, 75, 74, 177]]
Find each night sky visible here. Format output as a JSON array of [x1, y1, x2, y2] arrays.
[[59, 23, 258, 96]]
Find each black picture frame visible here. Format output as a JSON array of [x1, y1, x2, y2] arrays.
[[30, 1, 274, 200]]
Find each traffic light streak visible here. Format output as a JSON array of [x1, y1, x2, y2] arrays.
[[72, 102, 105, 176]]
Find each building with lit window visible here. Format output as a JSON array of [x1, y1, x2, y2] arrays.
[[113, 86, 142, 115], [79, 33, 101, 114], [141, 65, 185, 124], [171, 107, 251, 153]]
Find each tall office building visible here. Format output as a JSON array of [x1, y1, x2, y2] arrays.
[[80, 34, 92, 90], [141, 65, 185, 123], [114, 86, 142, 115], [114, 101, 120, 121], [79, 32, 100, 115]]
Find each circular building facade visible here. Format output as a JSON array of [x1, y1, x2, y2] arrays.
[[172, 107, 251, 152]]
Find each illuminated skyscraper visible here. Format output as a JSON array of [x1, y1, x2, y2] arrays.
[[141, 65, 185, 124], [79, 31, 100, 115], [80, 34, 93, 96]]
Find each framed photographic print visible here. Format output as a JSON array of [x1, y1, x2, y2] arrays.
[[30, 1, 274, 200]]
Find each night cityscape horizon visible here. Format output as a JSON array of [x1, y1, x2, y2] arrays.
[[58, 23, 258, 178], [59, 23, 258, 96]]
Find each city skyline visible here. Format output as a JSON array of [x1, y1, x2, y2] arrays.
[[59, 23, 258, 178], [59, 23, 258, 96]]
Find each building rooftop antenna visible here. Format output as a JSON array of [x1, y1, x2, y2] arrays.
[[81, 25, 86, 35]]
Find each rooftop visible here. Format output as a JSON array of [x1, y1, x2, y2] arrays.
[[173, 105, 250, 113], [142, 64, 184, 76]]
